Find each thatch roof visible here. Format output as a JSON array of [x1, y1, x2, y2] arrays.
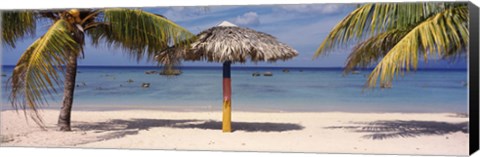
[[160, 21, 298, 64]]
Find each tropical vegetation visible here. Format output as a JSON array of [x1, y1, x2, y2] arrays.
[[2, 9, 194, 131], [315, 3, 469, 89]]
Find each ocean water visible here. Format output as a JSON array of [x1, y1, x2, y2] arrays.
[[1, 66, 468, 113]]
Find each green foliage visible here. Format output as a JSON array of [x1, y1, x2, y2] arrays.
[[4, 9, 195, 125], [366, 6, 468, 88], [344, 29, 410, 74], [1, 11, 36, 48], [314, 3, 469, 88], [89, 9, 195, 62], [9, 20, 81, 124]]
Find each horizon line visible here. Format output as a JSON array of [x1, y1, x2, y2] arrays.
[[1, 64, 468, 70]]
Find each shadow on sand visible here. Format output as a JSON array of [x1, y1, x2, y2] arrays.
[[325, 120, 468, 140], [73, 119, 303, 143]]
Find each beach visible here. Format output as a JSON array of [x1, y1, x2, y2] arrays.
[[0, 3, 473, 157], [0, 109, 469, 156]]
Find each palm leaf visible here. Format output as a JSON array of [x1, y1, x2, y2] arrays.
[[88, 9, 195, 62], [314, 2, 463, 57], [365, 6, 468, 88], [344, 28, 410, 74], [9, 19, 81, 125], [1, 11, 36, 48]]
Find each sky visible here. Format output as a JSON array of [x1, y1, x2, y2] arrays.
[[1, 4, 468, 68]]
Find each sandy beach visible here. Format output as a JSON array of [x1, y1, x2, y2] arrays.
[[0, 109, 469, 156]]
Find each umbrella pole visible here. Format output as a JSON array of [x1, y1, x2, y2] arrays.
[[222, 61, 232, 132]]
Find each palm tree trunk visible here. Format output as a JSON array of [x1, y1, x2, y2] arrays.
[[58, 54, 78, 131], [222, 61, 232, 132]]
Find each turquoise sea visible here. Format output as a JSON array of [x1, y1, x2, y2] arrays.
[[0, 66, 468, 113]]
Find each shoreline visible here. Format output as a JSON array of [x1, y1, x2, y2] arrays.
[[0, 106, 470, 115], [1, 109, 469, 155]]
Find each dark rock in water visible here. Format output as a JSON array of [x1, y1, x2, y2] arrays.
[[142, 82, 151, 88], [263, 72, 273, 76], [282, 69, 290, 73], [299, 70, 303, 72], [127, 79, 134, 83], [160, 70, 182, 76], [145, 70, 158, 75], [252, 72, 261, 77], [1, 73, 6, 77], [76, 82, 87, 87]]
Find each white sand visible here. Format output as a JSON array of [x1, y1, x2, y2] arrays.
[[0, 109, 469, 156]]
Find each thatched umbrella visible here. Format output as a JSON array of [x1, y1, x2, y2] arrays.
[[158, 21, 298, 132]]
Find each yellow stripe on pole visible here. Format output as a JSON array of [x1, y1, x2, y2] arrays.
[[222, 99, 232, 132]]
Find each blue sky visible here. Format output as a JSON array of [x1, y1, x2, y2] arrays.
[[1, 4, 467, 68]]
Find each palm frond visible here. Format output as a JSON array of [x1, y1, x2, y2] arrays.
[[344, 28, 410, 74], [314, 2, 465, 57], [9, 19, 81, 125], [1, 11, 36, 48], [88, 9, 195, 62], [365, 6, 468, 88]]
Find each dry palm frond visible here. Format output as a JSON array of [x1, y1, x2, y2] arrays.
[[366, 6, 468, 88], [1, 11, 36, 48], [9, 19, 81, 125], [155, 46, 187, 75], [185, 26, 298, 63], [88, 9, 195, 62]]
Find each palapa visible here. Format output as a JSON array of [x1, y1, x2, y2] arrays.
[[184, 21, 298, 63], [157, 21, 298, 132]]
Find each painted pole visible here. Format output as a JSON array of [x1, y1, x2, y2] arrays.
[[222, 61, 232, 132]]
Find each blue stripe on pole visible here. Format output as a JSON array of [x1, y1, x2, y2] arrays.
[[223, 61, 231, 78]]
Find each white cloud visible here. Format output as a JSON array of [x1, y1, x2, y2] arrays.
[[279, 4, 347, 14], [162, 6, 209, 21], [158, 6, 242, 22], [232, 12, 260, 26]]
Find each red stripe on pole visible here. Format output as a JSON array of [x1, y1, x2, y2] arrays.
[[223, 78, 231, 101]]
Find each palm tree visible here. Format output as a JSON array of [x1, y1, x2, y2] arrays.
[[314, 3, 469, 88], [2, 9, 194, 131]]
